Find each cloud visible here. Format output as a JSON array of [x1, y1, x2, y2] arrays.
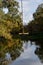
[[17, 0, 43, 24]]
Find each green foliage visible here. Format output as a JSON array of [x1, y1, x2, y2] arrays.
[[0, 38, 23, 65], [0, 0, 23, 44], [28, 3, 43, 36], [0, 1, 23, 63]]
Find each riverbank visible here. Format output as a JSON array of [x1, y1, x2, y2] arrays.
[[13, 34, 43, 41]]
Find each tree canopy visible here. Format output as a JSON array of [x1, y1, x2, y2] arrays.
[[28, 3, 43, 36], [0, 0, 23, 44]]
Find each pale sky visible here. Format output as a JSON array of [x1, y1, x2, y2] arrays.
[[17, 0, 43, 25], [3, 0, 43, 25]]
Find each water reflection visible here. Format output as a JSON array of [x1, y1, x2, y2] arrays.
[[9, 41, 41, 65], [0, 38, 23, 65], [23, 41, 31, 49], [0, 38, 43, 65], [35, 40, 43, 63]]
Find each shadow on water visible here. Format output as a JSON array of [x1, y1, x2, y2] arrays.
[[0, 35, 43, 65], [35, 40, 43, 63], [0, 38, 23, 65]]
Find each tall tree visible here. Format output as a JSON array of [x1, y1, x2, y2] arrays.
[[0, 0, 23, 43], [28, 3, 43, 35]]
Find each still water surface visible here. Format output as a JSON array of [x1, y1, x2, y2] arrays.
[[0, 39, 43, 65], [9, 40, 43, 65]]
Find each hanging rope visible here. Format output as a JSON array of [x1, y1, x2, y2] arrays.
[[21, 0, 23, 22], [21, 0, 24, 33]]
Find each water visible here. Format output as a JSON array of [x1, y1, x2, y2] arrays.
[[0, 39, 43, 65], [8, 40, 43, 65]]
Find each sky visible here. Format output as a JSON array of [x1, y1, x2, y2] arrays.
[[17, 0, 43, 25], [3, 0, 43, 25]]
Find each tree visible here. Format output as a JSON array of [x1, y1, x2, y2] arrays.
[[0, 0, 23, 44], [28, 3, 43, 36]]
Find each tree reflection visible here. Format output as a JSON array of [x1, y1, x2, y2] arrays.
[[0, 38, 23, 65], [35, 40, 43, 63]]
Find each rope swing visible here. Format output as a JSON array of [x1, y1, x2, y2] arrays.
[[21, 0, 23, 22]]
